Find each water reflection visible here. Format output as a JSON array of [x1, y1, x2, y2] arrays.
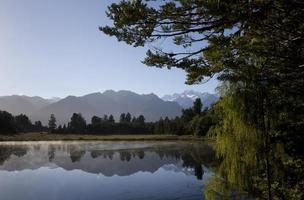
[[0, 141, 215, 200], [0, 145, 28, 165]]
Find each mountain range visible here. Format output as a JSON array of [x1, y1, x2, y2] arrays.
[[162, 90, 219, 108], [0, 90, 218, 125]]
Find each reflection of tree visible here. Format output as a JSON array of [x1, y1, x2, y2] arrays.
[[87, 143, 214, 180], [70, 150, 85, 163], [158, 151, 165, 160], [107, 152, 114, 160], [33, 145, 41, 151], [13, 149, 27, 158], [0, 147, 14, 165], [137, 150, 145, 159], [48, 145, 56, 162], [119, 151, 131, 162], [90, 150, 114, 160], [68, 146, 85, 163], [194, 164, 203, 180], [90, 151, 100, 159], [153, 144, 215, 180], [182, 154, 204, 180], [90, 149, 147, 161], [0, 145, 28, 165]]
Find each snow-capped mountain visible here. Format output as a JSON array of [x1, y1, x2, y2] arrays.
[[47, 97, 61, 103], [162, 90, 219, 109]]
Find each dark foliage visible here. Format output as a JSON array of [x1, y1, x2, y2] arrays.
[[0, 110, 16, 134], [154, 98, 214, 136], [0, 110, 48, 134], [57, 113, 153, 135]]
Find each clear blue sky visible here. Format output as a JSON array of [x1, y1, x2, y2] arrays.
[[0, 0, 218, 98]]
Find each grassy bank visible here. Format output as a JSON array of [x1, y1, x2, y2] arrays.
[[0, 132, 210, 142]]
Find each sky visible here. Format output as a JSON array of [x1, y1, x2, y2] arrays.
[[0, 0, 218, 98]]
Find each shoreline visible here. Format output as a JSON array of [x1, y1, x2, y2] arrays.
[[0, 132, 211, 142]]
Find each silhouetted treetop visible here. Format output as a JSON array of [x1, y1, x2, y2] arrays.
[[100, 1, 304, 86], [48, 114, 57, 131]]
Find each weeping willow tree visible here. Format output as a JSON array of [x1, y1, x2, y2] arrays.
[[214, 96, 258, 178], [205, 79, 304, 200], [204, 83, 263, 199]]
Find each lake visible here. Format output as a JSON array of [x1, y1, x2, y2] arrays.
[[0, 141, 215, 200]]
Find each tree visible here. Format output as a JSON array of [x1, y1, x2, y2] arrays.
[[125, 113, 131, 123], [181, 108, 194, 123], [119, 113, 126, 123], [189, 115, 212, 136], [154, 117, 164, 134], [69, 113, 86, 133], [57, 125, 62, 133], [0, 110, 16, 134], [34, 121, 42, 128], [15, 114, 32, 132], [193, 98, 202, 115], [48, 114, 57, 132], [91, 116, 101, 127], [34, 121, 44, 132], [131, 117, 137, 123], [163, 117, 171, 134], [137, 115, 145, 124], [103, 115, 108, 121], [62, 124, 67, 133], [108, 115, 115, 124], [169, 117, 185, 135]]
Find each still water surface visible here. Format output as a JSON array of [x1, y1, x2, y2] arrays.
[[0, 141, 215, 200]]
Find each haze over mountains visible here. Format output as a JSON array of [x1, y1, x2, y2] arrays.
[[0, 90, 218, 125]]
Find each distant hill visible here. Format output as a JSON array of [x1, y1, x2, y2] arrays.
[[29, 90, 182, 125], [162, 90, 219, 109], [0, 95, 52, 116]]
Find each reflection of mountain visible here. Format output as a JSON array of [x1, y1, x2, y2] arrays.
[[59, 151, 182, 176], [0, 142, 214, 180]]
